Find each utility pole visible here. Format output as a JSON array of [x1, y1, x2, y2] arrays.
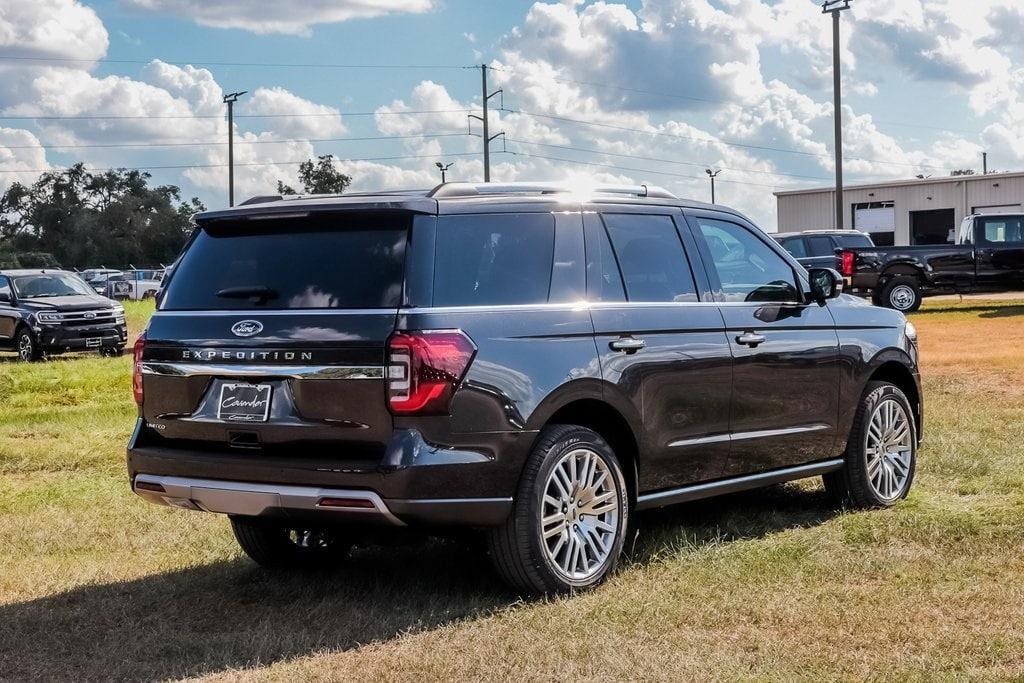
[[223, 91, 247, 206], [435, 161, 455, 184], [705, 168, 721, 204], [468, 65, 504, 182], [823, 0, 851, 229], [983, 152, 988, 175]]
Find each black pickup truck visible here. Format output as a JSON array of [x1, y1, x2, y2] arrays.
[[840, 213, 1024, 311]]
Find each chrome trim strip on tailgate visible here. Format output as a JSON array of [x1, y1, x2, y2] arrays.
[[140, 362, 384, 380]]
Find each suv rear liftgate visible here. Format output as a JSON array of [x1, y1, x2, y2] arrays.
[[129, 208, 511, 527]]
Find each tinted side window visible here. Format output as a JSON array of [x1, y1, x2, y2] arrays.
[[433, 213, 555, 306], [806, 235, 835, 257], [585, 216, 626, 302], [979, 216, 1024, 244], [781, 238, 807, 258], [696, 218, 800, 303], [0, 276, 10, 301], [602, 213, 697, 303]]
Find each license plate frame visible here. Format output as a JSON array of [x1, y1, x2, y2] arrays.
[[217, 382, 273, 423]]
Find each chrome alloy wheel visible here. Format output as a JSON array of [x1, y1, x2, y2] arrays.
[[889, 284, 916, 311], [540, 447, 621, 581], [17, 332, 34, 361], [866, 398, 913, 501]]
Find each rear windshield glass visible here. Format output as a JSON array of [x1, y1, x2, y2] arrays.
[[833, 233, 873, 249], [161, 214, 408, 310], [433, 213, 555, 306]]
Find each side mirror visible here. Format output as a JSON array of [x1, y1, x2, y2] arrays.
[[807, 267, 842, 306], [0, 292, 9, 304]]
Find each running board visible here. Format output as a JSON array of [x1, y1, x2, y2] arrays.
[[635, 459, 844, 511]]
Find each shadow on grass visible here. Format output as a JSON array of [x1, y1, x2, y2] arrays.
[[0, 484, 839, 681], [978, 305, 1024, 319]]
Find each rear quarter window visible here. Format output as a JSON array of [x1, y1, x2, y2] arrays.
[[432, 213, 555, 306], [833, 233, 874, 249], [160, 213, 408, 310]]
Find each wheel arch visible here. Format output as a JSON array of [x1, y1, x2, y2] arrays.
[[529, 387, 641, 506], [865, 357, 922, 443]]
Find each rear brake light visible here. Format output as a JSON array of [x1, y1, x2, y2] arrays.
[[132, 333, 146, 407], [839, 250, 855, 277], [387, 330, 476, 415]]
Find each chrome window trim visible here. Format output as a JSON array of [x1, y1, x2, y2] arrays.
[[140, 362, 384, 380], [153, 309, 398, 317]]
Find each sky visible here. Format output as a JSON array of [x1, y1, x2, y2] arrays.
[[2, 0, 1023, 230]]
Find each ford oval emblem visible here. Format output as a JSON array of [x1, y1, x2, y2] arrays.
[[231, 320, 263, 337]]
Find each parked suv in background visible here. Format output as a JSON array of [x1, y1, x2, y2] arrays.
[[775, 229, 875, 270], [128, 183, 922, 594], [0, 269, 127, 361]]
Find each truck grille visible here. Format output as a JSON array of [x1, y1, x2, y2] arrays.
[[61, 309, 119, 324]]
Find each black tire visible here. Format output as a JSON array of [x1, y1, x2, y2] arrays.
[[487, 424, 629, 595], [823, 381, 917, 509], [230, 516, 351, 569], [15, 327, 42, 362], [880, 276, 922, 312], [101, 346, 125, 357]]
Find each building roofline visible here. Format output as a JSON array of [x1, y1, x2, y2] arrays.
[[773, 169, 1024, 197]]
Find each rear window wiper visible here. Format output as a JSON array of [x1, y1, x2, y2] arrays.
[[215, 286, 279, 303]]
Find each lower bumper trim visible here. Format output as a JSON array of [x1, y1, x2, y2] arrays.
[[133, 474, 406, 526]]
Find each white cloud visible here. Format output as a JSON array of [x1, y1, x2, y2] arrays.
[[244, 87, 346, 139], [125, 0, 435, 35], [0, 128, 49, 192], [0, 0, 107, 62]]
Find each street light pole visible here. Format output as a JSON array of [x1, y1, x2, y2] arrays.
[[223, 91, 247, 207], [705, 168, 721, 204], [823, 0, 851, 229], [436, 161, 455, 184]]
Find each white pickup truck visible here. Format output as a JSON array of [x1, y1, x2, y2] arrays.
[[105, 269, 164, 301]]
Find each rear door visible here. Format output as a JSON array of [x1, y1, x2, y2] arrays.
[[974, 215, 1024, 290], [685, 211, 840, 476], [142, 211, 413, 457], [587, 207, 733, 490]]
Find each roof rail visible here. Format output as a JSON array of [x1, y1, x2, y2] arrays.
[[428, 182, 677, 200], [239, 195, 282, 206]]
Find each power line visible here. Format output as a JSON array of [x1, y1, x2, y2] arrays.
[[502, 108, 950, 171], [0, 55, 469, 70], [501, 150, 782, 189], [0, 151, 481, 174], [492, 65, 985, 139], [503, 137, 834, 181], [0, 109, 471, 121], [2, 132, 470, 150]]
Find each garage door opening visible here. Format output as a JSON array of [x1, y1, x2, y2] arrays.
[[911, 208, 955, 245]]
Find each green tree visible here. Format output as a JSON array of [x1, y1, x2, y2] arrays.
[[0, 163, 204, 268], [277, 154, 352, 195]]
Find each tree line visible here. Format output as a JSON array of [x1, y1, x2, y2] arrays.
[[0, 155, 353, 270]]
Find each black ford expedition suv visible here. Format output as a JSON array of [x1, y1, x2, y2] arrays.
[[0, 269, 128, 361], [128, 183, 922, 594]]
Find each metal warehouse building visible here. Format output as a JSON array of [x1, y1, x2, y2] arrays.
[[774, 170, 1024, 246]]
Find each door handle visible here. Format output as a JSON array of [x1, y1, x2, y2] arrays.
[[609, 337, 646, 352], [735, 332, 766, 348]]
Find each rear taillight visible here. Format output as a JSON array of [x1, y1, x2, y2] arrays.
[[839, 250, 855, 277], [132, 333, 146, 407], [387, 330, 477, 415]]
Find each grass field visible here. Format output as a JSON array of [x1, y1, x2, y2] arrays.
[[1, 298, 1023, 681]]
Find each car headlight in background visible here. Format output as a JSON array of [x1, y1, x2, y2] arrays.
[[904, 320, 918, 343], [35, 312, 65, 323]]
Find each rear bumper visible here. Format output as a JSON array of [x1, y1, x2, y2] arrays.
[[132, 474, 513, 526], [127, 421, 529, 527]]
